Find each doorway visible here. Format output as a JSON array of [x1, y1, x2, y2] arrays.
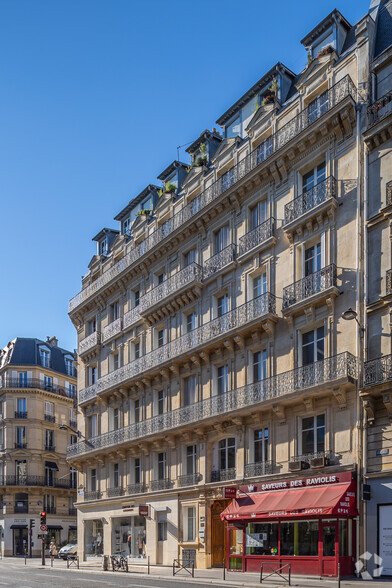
[[320, 520, 338, 576], [13, 528, 28, 556], [211, 500, 228, 567]]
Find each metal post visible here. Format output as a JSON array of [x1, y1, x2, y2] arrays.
[[223, 558, 225, 580], [192, 562, 194, 578], [148, 555, 150, 574], [173, 560, 175, 576], [260, 564, 263, 583], [51, 555, 53, 567], [41, 539, 45, 566], [338, 562, 341, 588], [289, 563, 291, 586], [77, 555, 79, 569], [24, 545, 27, 565]]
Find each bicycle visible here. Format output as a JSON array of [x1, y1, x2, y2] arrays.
[[110, 554, 128, 572]]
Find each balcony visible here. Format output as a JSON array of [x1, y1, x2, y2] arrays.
[[386, 270, 392, 296], [203, 244, 236, 280], [211, 468, 236, 482], [126, 483, 145, 495], [0, 475, 75, 489], [290, 451, 333, 471], [364, 354, 392, 387], [238, 218, 275, 260], [150, 478, 171, 491], [45, 414, 56, 423], [79, 292, 276, 404], [14, 411, 27, 419], [177, 473, 201, 487], [70, 419, 77, 429], [123, 306, 142, 331], [14, 505, 28, 514], [45, 506, 57, 515], [367, 91, 392, 128], [140, 263, 203, 320], [69, 352, 356, 459], [45, 445, 56, 452], [387, 181, 392, 207], [107, 486, 124, 497], [283, 176, 337, 237], [2, 379, 75, 400], [282, 264, 338, 311], [69, 507, 77, 516], [15, 443, 27, 449], [244, 461, 273, 478], [69, 76, 356, 316], [102, 317, 122, 344], [84, 490, 102, 501], [79, 331, 101, 357]]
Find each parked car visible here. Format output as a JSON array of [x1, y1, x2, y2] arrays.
[[58, 543, 77, 559]]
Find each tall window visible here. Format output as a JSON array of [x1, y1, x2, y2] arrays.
[[186, 311, 197, 333], [217, 364, 229, 395], [184, 376, 196, 406], [16, 427, 26, 448], [18, 372, 28, 387], [217, 293, 229, 317], [250, 200, 267, 231], [134, 458, 141, 484], [112, 352, 119, 371], [16, 460, 27, 484], [157, 271, 165, 285], [186, 506, 196, 541], [65, 358, 74, 377], [134, 341, 140, 360], [110, 301, 120, 322], [43, 375, 52, 391], [113, 463, 119, 488], [302, 162, 326, 192], [305, 243, 322, 276], [134, 399, 141, 423], [214, 225, 229, 254], [184, 249, 196, 266], [158, 452, 166, 480], [45, 401, 54, 417], [17, 398, 26, 415], [254, 428, 269, 463], [186, 445, 197, 475], [308, 92, 329, 124], [219, 438, 236, 471], [134, 289, 140, 308], [302, 326, 325, 366], [253, 273, 267, 298], [113, 407, 119, 430], [45, 429, 54, 449], [70, 467, 77, 489], [88, 366, 97, 386], [158, 390, 166, 415], [43, 494, 55, 513], [158, 521, 167, 541], [157, 329, 165, 348], [45, 465, 55, 487], [40, 348, 50, 368], [253, 350, 267, 382], [88, 414, 98, 438], [88, 318, 96, 335], [90, 468, 97, 492], [301, 414, 325, 454]]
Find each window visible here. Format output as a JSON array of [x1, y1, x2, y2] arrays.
[[254, 428, 269, 463], [133, 341, 140, 360], [246, 522, 278, 556], [40, 348, 50, 368], [157, 329, 165, 348], [214, 226, 229, 254], [158, 452, 166, 480], [67, 383, 76, 398], [217, 293, 229, 317], [281, 520, 319, 556], [250, 200, 267, 231], [185, 506, 196, 542], [301, 414, 325, 455], [70, 434, 77, 445], [305, 242, 321, 276], [88, 366, 97, 386], [134, 458, 141, 484], [43, 494, 56, 514], [253, 273, 267, 298], [65, 358, 74, 377], [44, 375, 52, 391], [134, 399, 141, 423], [45, 466, 55, 487], [90, 468, 97, 492], [18, 372, 28, 387], [70, 467, 77, 489], [302, 326, 325, 366], [113, 463, 119, 488], [17, 397, 26, 415], [88, 318, 96, 335], [112, 352, 119, 371], [113, 407, 119, 430], [122, 216, 130, 234], [184, 249, 196, 267], [302, 162, 326, 192], [225, 115, 241, 139], [88, 414, 98, 438], [186, 311, 196, 333], [307, 92, 329, 124], [99, 239, 108, 255], [158, 390, 166, 415], [217, 364, 229, 395], [110, 301, 120, 322], [186, 445, 197, 475], [184, 376, 196, 406], [45, 429, 54, 449], [312, 31, 335, 57], [157, 272, 165, 285], [16, 427, 26, 448], [45, 401, 54, 417], [16, 460, 27, 484], [253, 350, 267, 382], [219, 438, 235, 470], [158, 521, 167, 541], [134, 289, 140, 308]]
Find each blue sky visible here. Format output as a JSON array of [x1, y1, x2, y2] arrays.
[[0, 0, 370, 352]]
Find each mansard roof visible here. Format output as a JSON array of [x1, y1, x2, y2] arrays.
[[157, 160, 188, 181], [92, 227, 119, 242], [114, 184, 160, 221], [185, 130, 222, 154], [1, 337, 76, 375], [300, 9, 351, 48], [374, 0, 392, 57]]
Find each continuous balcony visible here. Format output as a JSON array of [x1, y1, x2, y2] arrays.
[[386, 181, 392, 207], [283, 176, 337, 239], [107, 486, 124, 497], [78, 292, 277, 404], [238, 218, 276, 260], [102, 317, 122, 343], [44, 414, 56, 423], [282, 264, 338, 312], [14, 411, 27, 419], [364, 354, 392, 388], [84, 490, 102, 501], [367, 91, 392, 128], [127, 483, 146, 494], [69, 76, 357, 315], [140, 262, 203, 321], [0, 475, 75, 489], [68, 352, 356, 459], [203, 244, 236, 280], [79, 331, 101, 357], [387, 269, 392, 296], [123, 306, 142, 331], [1, 378, 76, 400]]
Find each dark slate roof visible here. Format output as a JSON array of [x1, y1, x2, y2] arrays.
[[92, 228, 120, 242], [185, 130, 222, 155], [2, 337, 76, 376], [157, 160, 188, 181], [301, 9, 351, 47], [114, 184, 160, 221], [216, 63, 296, 127], [340, 24, 357, 55], [374, 0, 392, 57]]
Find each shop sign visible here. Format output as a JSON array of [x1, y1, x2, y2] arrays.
[[122, 504, 135, 512], [223, 487, 237, 499], [240, 471, 353, 494], [139, 505, 149, 517]]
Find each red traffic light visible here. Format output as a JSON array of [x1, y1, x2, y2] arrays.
[[40, 512, 46, 517]]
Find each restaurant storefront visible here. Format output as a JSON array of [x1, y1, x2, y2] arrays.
[[221, 472, 357, 577]]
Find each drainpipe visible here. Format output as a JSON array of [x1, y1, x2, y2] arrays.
[[363, 139, 369, 562]]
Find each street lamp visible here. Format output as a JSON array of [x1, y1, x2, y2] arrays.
[[58, 424, 94, 447], [341, 308, 365, 336]]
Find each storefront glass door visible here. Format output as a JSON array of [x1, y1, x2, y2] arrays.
[[321, 520, 338, 576], [13, 528, 28, 556]]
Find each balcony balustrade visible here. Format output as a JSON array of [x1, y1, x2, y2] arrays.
[[387, 269, 392, 295], [244, 461, 273, 478], [203, 244, 236, 280], [292, 450, 333, 465], [68, 351, 356, 459], [45, 414, 56, 423], [284, 176, 336, 226], [140, 263, 202, 314], [364, 354, 392, 387], [15, 443, 27, 449], [282, 264, 337, 309], [69, 76, 356, 315], [107, 486, 124, 497], [102, 317, 122, 343], [45, 445, 56, 452], [177, 473, 201, 487], [126, 483, 145, 495], [0, 475, 74, 488], [239, 218, 275, 258], [123, 306, 142, 330], [387, 181, 392, 207], [79, 331, 101, 355], [150, 478, 171, 491], [367, 91, 392, 128], [69, 507, 77, 516], [2, 379, 76, 400], [79, 292, 276, 404], [211, 468, 236, 482], [84, 490, 102, 501], [14, 411, 27, 419]]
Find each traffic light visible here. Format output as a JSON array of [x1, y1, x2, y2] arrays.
[[362, 484, 371, 501], [40, 512, 46, 525]]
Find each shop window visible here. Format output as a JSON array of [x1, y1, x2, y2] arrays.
[[245, 522, 278, 555], [219, 438, 236, 471], [158, 521, 167, 541], [300, 414, 325, 455], [339, 519, 348, 556], [280, 520, 319, 556], [254, 428, 269, 463], [84, 519, 103, 556], [185, 506, 196, 542], [112, 517, 146, 558]]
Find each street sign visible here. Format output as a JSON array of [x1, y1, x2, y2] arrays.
[[40, 524, 47, 532]]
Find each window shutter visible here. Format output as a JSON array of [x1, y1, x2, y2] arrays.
[[53, 377, 58, 386], [45, 402, 53, 415]]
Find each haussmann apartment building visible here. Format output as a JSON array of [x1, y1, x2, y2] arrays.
[[67, 1, 392, 578]]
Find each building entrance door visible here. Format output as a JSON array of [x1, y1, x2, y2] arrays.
[[211, 500, 228, 567], [320, 520, 338, 576], [13, 528, 28, 556]]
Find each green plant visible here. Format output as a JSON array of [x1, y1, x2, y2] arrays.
[[269, 79, 279, 96], [137, 209, 152, 216], [253, 96, 260, 113], [165, 182, 176, 193], [307, 51, 313, 66], [158, 188, 163, 198], [199, 142, 207, 156], [316, 45, 334, 59]]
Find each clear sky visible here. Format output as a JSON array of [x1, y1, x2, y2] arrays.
[[0, 0, 370, 352]]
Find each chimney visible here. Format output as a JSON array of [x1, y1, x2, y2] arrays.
[[47, 336, 58, 347]]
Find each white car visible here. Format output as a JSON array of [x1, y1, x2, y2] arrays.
[[58, 544, 77, 559]]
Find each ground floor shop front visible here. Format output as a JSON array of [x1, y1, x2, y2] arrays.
[[221, 471, 357, 577], [0, 516, 77, 556], [365, 475, 392, 577]]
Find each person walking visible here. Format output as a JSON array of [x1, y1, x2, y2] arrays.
[[49, 541, 56, 558]]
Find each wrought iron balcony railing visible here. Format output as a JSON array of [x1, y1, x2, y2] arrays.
[[177, 473, 201, 487], [140, 263, 202, 313], [69, 76, 356, 314], [284, 176, 336, 225], [79, 331, 101, 355], [211, 468, 236, 482], [244, 461, 273, 478], [364, 354, 392, 387], [0, 475, 75, 489], [203, 244, 236, 279], [70, 419, 77, 429], [150, 478, 171, 491], [79, 292, 276, 404], [387, 181, 392, 207], [291, 450, 333, 465], [239, 218, 275, 257], [14, 411, 27, 419], [387, 269, 392, 295], [45, 506, 57, 515], [1, 379, 76, 400], [107, 486, 124, 497], [69, 507, 77, 516], [15, 443, 27, 449], [102, 317, 122, 343], [367, 91, 392, 128], [84, 490, 102, 501], [45, 445, 55, 452], [123, 306, 142, 330], [126, 483, 145, 495], [68, 352, 356, 459], [45, 414, 56, 423], [282, 264, 337, 309]]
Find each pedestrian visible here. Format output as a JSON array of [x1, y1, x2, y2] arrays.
[[49, 541, 56, 558], [127, 532, 132, 555]]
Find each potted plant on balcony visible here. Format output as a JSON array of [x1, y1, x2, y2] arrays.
[[164, 182, 176, 194], [137, 209, 152, 217], [316, 45, 334, 59], [194, 142, 208, 167]]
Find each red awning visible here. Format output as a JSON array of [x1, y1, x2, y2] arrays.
[[221, 482, 357, 521]]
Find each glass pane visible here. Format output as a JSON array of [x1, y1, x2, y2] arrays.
[[339, 519, 347, 556], [229, 528, 243, 556], [245, 522, 278, 555], [229, 557, 243, 570], [323, 525, 336, 557], [281, 521, 319, 556]]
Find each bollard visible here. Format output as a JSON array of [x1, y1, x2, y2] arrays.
[[102, 554, 109, 571], [24, 546, 27, 565], [338, 562, 341, 588], [223, 559, 225, 580], [192, 562, 194, 578], [148, 555, 150, 575], [51, 555, 53, 567]]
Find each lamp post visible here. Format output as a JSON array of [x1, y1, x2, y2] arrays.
[[58, 424, 94, 447]]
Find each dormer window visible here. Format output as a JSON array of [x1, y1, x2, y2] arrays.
[[225, 115, 241, 139], [99, 238, 108, 256], [39, 347, 50, 368], [122, 216, 131, 235], [312, 30, 335, 58], [65, 357, 74, 377]]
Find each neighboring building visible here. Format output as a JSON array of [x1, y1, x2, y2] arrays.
[[362, 0, 392, 577], [0, 337, 77, 556], [67, 1, 391, 578]]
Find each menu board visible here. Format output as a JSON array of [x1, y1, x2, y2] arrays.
[[379, 505, 392, 575]]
